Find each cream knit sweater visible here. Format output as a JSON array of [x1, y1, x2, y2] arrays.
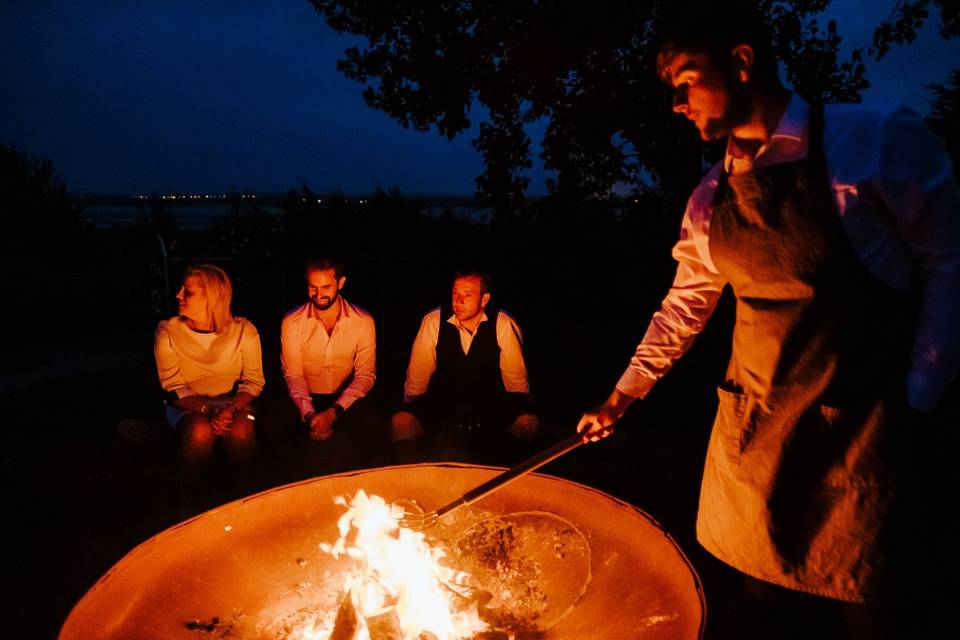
[[154, 316, 265, 398]]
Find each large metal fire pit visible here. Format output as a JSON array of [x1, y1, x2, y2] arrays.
[[60, 464, 705, 639]]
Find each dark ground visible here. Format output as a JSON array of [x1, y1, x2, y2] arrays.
[[2, 310, 957, 639]]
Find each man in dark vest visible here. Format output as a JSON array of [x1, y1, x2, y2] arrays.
[[391, 269, 539, 463], [578, 2, 959, 639]]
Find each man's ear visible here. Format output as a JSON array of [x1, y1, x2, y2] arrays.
[[338, 276, 347, 291], [480, 292, 491, 309], [730, 44, 754, 83]]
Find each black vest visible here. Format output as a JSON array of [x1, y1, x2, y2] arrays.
[[432, 304, 504, 408]]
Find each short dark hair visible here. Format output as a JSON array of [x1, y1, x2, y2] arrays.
[[305, 257, 345, 280], [453, 268, 493, 295], [654, 1, 778, 86]]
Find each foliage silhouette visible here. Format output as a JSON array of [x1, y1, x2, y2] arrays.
[[870, 0, 959, 60], [311, 0, 884, 216], [0, 144, 96, 362], [0, 143, 90, 268], [927, 67, 960, 170]]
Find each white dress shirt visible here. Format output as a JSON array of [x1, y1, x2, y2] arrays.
[[403, 307, 531, 403], [616, 95, 960, 412], [281, 298, 376, 419]]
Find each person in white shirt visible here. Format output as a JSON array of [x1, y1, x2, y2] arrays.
[[577, 3, 958, 638], [154, 264, 264, 514], [280, 257, 381, 475], [391, 269, 539, 463]]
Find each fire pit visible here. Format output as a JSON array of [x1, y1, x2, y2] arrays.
[[60, 464, 705, 639]]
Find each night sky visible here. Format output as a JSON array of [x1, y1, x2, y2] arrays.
[[1, 0, 958, 196]]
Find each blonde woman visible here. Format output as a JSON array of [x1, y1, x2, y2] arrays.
[[154, 265, 265, 512]]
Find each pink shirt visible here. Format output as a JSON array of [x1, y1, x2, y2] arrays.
[[616, 96, 960, 412], [281, 298, 376, 419], [403, 307, 530, 403]]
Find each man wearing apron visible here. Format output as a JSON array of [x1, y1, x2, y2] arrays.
[[578, 3, 959, 638]]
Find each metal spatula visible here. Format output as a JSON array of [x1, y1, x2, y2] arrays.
[[397, 432, 588, 531]]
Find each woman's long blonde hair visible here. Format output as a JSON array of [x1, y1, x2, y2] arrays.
[[183, 265, 234, 333]]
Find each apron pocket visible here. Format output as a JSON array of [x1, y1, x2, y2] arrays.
[[715, 383, 751, 466], [816, 402, 893, 488]]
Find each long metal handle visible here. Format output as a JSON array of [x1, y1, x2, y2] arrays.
[[433, 432, 587, 519]]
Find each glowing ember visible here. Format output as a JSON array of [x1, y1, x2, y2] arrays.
[[292, 490, 489, 640]]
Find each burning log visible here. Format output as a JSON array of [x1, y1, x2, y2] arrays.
[[316, 490, 490, 639], [366, 609, 403, 639], [329, 592, 436, 640], [329, 592, 359, 640]]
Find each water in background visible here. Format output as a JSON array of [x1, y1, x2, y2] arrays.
[[81, 196, 489, 229], [83, 202, 283, 230]]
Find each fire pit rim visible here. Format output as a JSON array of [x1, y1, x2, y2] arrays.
[[60, 463, 707, 640]]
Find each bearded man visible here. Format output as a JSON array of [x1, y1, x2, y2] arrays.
[[280, 256, 381, 474]]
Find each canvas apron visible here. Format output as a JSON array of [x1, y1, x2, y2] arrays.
[[696, 105, 926, 602]]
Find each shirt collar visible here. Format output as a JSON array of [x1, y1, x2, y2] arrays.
[[308, 296, 349, 320], [446, 310, 489, 331], [724, 92, 808, 172]]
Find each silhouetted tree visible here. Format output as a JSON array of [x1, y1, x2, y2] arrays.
[[276, 184, 332, 261], [0, 144, 94, 356], [133, 195, 177, 240], [927, 67, 960, 170], [870, 0, 959, 60], [0, 143, 90, 267], [311, 0, 876, 216], [208, 190, 277, 259]]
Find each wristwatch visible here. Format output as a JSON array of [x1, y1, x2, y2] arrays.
[[332, 403, 345, 418]]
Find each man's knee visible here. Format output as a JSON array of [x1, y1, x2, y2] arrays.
[[390, 411, 424, 442], [508, 413, 540, 442]]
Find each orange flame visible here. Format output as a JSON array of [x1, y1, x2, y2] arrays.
[[299, 490, 488, 640]]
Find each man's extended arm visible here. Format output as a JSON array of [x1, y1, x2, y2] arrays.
[[495, 311, 531, 394], [580, 192, 727, 436], [403, 309, 440, 403]]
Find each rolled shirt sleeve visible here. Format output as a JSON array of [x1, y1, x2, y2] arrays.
[[403, 309, 441, 404], [495, 311, 531, 394], [616, 172, 727, 399]]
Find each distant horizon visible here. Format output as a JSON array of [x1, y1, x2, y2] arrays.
[[74, 190, 502, 201]]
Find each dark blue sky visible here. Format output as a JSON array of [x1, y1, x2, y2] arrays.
[[1, 1, 957, 195]]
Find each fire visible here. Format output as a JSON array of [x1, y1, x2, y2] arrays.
[[294, 490, 489, 640]]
